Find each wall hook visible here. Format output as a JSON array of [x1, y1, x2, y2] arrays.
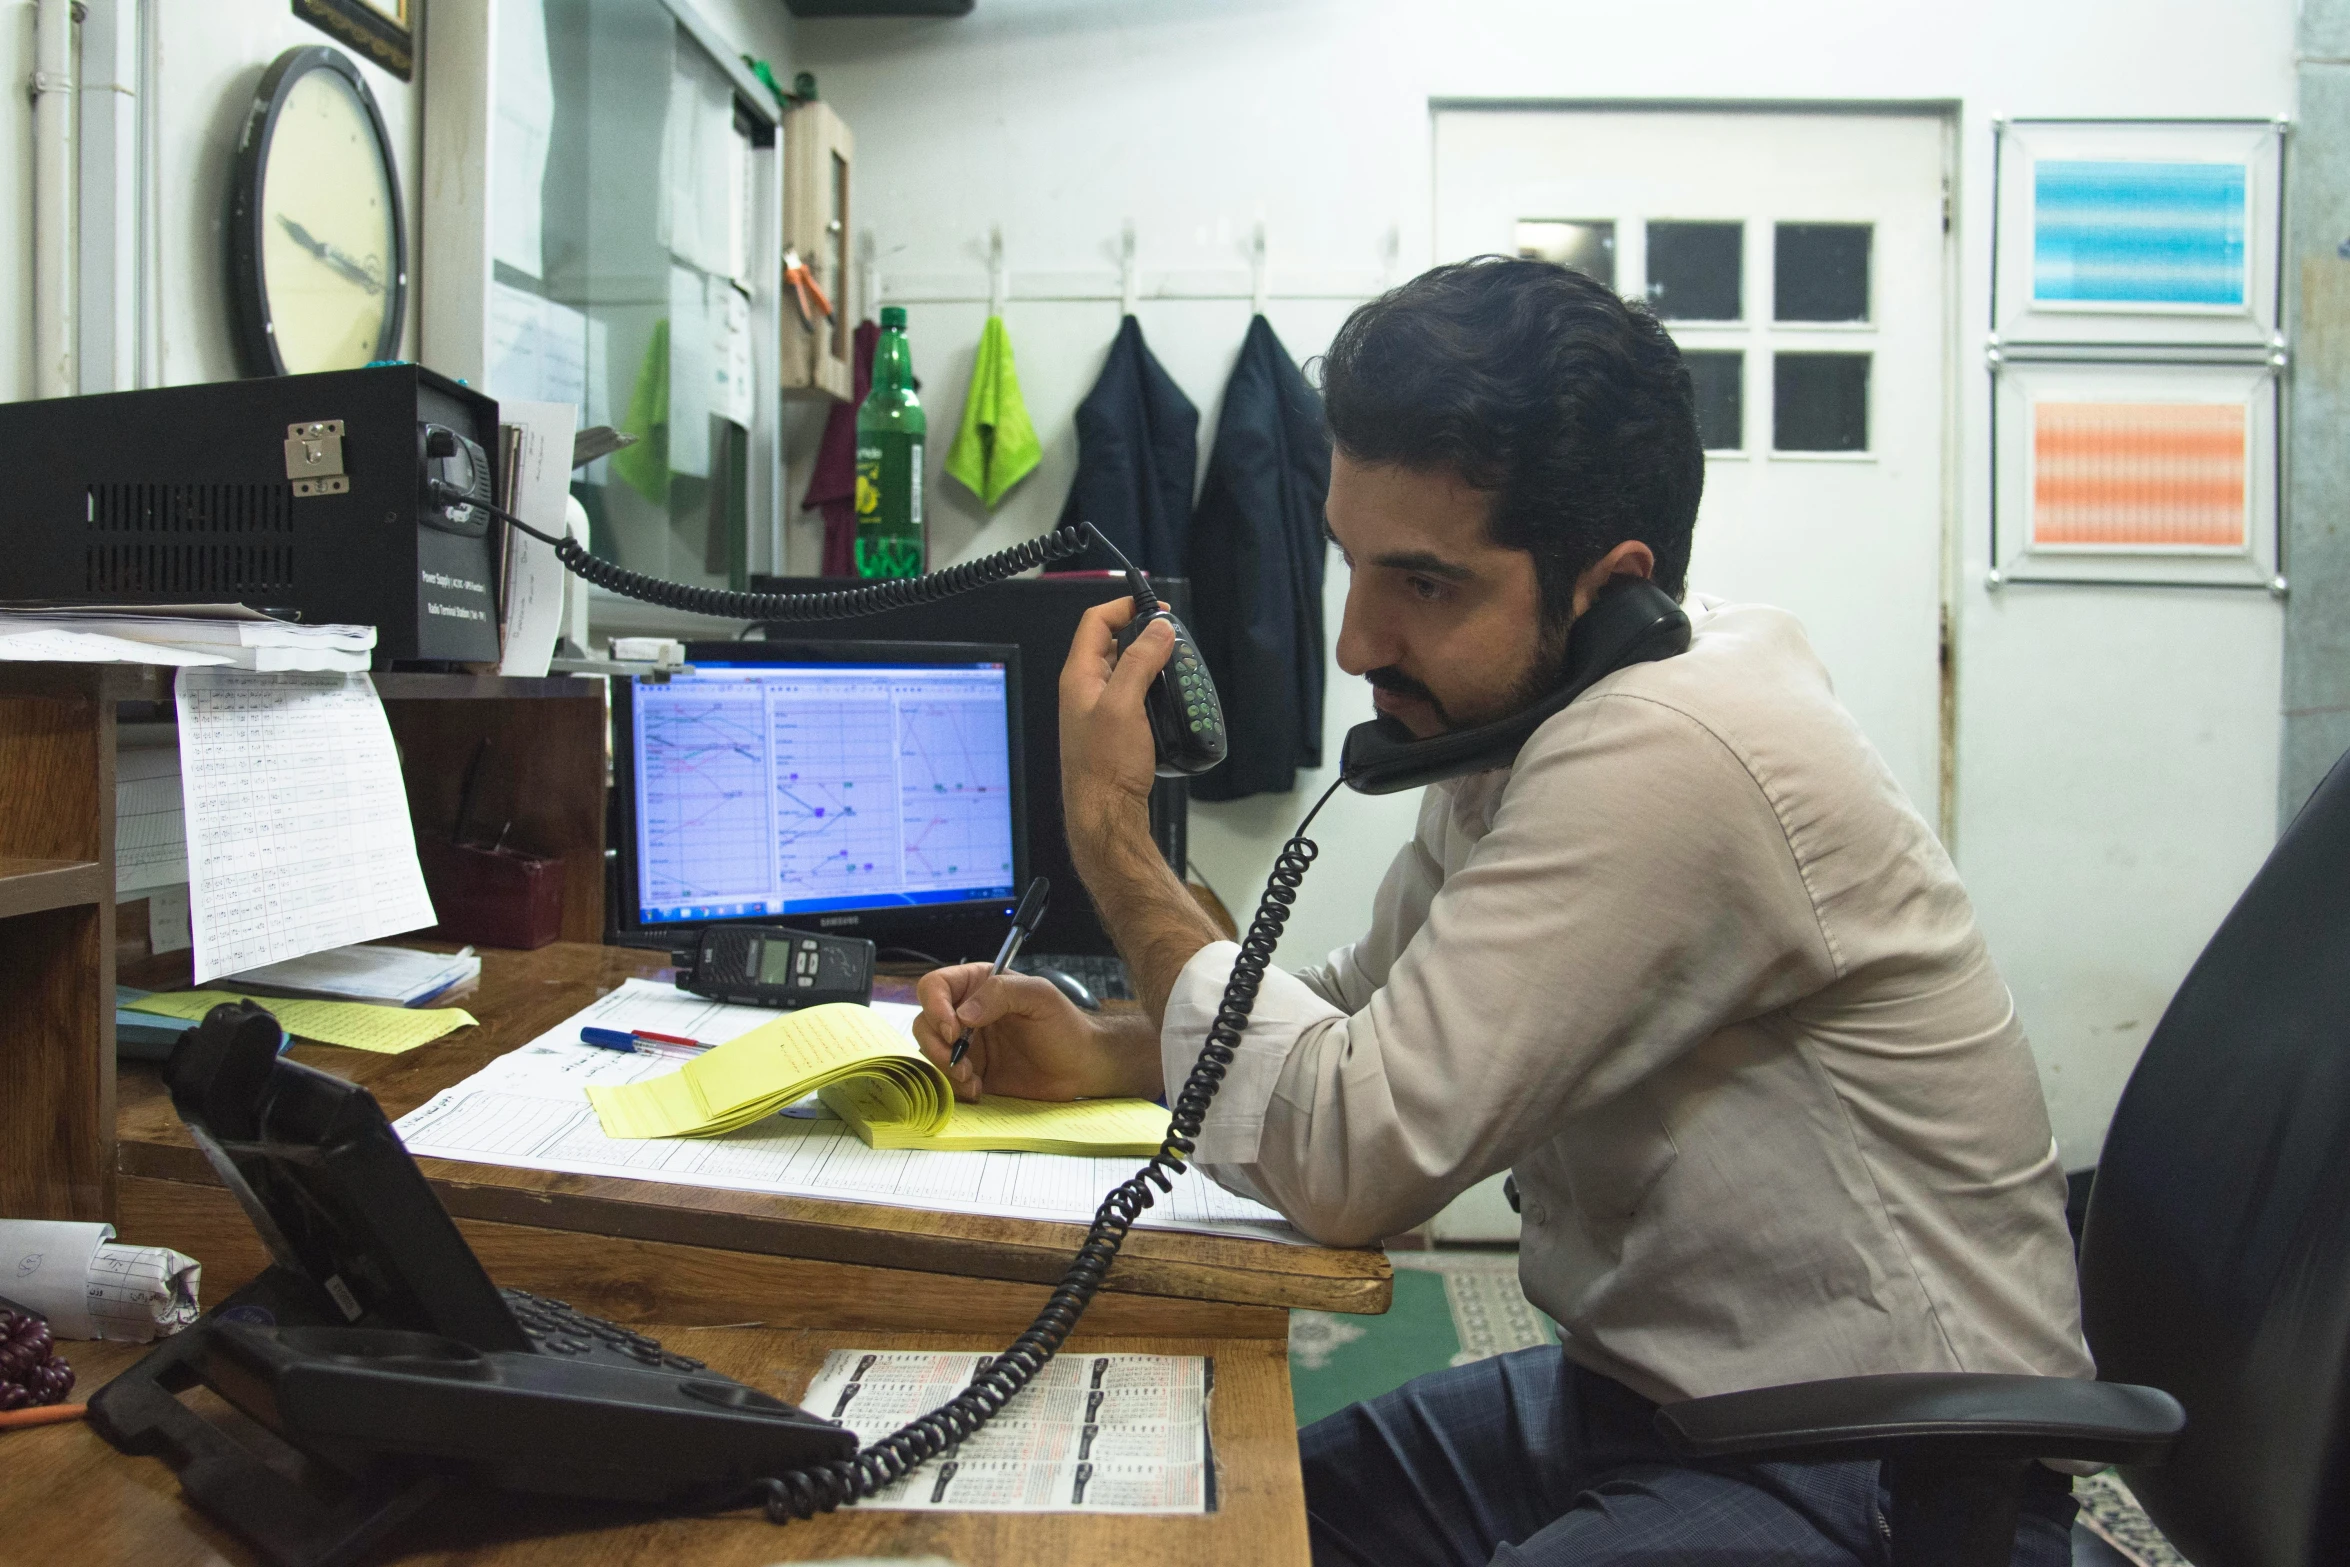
[[987, 225, 1008, 318], [1250, 220, 1268, 318], [1119, 220, 1138, 318]]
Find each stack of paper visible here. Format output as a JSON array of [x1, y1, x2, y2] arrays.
[[0, 604, 375, 671], [221, 944, 480, 1007], [585, 1002, 1172, 1156]]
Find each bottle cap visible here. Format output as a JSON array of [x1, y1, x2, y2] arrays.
[[880, 306, 908, 329]]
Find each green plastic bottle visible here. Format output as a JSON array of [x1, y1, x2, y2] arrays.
[[853, 306, 926, 578]]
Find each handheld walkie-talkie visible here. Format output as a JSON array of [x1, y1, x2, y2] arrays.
[[1111, 565, 1228, 778]]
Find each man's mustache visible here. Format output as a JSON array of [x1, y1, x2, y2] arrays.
[[1365, 666, 1451, 727]]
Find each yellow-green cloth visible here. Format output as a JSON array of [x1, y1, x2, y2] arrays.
[[944, 315, 1042, 508], [612, 317, 671, 504]]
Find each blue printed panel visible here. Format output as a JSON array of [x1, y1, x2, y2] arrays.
[[2033, 160, 2247, 307]]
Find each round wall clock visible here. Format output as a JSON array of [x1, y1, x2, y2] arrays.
[[228, 46, 407, 377]]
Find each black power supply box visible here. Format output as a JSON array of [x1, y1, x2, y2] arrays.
[[0, 363, 505, 665]]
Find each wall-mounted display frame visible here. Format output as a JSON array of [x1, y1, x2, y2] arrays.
[[293, 0, 413, 82], [1991, 356, 2278, 589], [1992, 118, 2283, 350]]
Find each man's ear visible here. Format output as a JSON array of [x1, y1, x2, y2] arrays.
[[1570, 541, 1656, 619]]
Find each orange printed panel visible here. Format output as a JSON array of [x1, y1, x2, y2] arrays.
[[2032, 401, 2248, 550]]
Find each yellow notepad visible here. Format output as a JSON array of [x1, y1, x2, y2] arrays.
[[584, 1002, 1170, 1156], [121, 990, 476, 1055]]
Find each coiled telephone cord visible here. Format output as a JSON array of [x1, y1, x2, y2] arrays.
[[755, 775, 1347, 1522]]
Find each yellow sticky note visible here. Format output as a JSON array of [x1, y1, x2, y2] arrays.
[[122, 990, 477, 1055]]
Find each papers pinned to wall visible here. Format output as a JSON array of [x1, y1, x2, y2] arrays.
[[660, 40, 749, 285], [489, 282, 590, 412], [490, 0, 555, 280]]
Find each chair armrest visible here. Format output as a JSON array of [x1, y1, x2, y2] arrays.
[[1654, 1373, 2182, 1468]]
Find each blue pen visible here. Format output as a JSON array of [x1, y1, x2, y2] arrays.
[[580, 1026, 639, 1053]]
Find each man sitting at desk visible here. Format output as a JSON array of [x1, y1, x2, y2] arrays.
[[910, 258, 2090, 1567]]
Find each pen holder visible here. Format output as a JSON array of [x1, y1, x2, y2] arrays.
[[417, 836, 564, 950]]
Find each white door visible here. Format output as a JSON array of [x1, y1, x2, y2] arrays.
[[1434, 109, 1952, 820]]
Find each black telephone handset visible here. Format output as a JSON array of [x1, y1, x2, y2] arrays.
[[1340, 577, 1692, 796], [1112, 573, 1229, 777]]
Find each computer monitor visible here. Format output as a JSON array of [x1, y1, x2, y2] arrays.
[[610, 641, 1027, 961]]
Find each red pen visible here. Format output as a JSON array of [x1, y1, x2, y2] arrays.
[[631, 1029, 705, 1048]]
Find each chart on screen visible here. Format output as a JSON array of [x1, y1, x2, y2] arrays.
[[630, 657, 1020, 922]]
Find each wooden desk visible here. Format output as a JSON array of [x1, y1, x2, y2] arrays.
[[1, 1327, 1304, 1564], [113, 942, 1390, 1336], [0, 659, 1386, 1562]]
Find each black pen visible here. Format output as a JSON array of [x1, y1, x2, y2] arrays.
[[948, 877, 1050, 1068]]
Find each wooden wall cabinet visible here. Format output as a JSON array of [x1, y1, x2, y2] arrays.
[[782, 99, 855, 403]]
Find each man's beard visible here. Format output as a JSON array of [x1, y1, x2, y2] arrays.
[[1364, 621, 1573, 734]]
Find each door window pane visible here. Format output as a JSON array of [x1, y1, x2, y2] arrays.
[[1515, 220, 1615, 289], [1645, 221, 1742, 320], [1775, 223, 1872, 322], [1774, 353, 1870, 451], [1683, 351, 1743, 451]]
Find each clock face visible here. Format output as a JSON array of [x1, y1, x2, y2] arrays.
[[257, 64, 400, 374]]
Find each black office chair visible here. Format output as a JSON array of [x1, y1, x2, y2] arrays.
[[1651, 746, 2350, 1567]]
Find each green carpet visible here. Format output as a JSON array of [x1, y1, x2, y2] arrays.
[[1289, 1251, 1557, 1428]]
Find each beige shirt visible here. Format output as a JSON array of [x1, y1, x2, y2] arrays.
[[1162, 597, 2093, 1405]]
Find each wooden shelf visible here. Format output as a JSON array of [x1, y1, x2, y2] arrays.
[[0, 857, 104, 919], [373, 672, 606, 701]]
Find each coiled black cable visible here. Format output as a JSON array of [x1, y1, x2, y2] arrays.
[[474, 493, 1109, 622], [754, 774, 1349, 1523]]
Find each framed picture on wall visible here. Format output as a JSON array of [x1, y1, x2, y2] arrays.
[[1992, 118, 2283, 349], [1991, 357, 2279, 588], [293, 0, 412, 81]]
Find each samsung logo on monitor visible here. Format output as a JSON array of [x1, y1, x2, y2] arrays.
[[818, 915, 864, 928]]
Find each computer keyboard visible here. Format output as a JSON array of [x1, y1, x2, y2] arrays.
[[501, 1287, 708, 1375], [1016, 952, 1136, 1003]]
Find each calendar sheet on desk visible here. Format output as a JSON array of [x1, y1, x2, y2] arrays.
[[388, 980, 1303, 1244], [801, 1350, 1214, 1513]]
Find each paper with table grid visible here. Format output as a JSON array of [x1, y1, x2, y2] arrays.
[[800, 1351, 1214, 1513], [174, 669, 437, 983], [387, 979, 1301, 1243]]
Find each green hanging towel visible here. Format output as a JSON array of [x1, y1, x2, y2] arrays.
[[944, 315, 1042, 508], [612, 318, 671, 505]]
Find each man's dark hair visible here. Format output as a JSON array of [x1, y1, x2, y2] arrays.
[[1320, 257, 1702, 621]]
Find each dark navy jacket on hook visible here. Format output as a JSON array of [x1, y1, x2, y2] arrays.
[[1186, 314, 1331, 801]]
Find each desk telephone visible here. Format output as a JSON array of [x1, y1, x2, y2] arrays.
[[100, 503, 1688, 1553]]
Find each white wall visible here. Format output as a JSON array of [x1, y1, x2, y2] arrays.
[[797, 0, 2299, 1165]]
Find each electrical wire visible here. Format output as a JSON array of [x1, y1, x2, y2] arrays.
[[755, 773, 1347, 1521], [458, 482, 1344, 1520], [462, 490, 1121, 624]]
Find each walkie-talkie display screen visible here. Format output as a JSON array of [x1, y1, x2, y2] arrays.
[[630, 660, 1018, 925]]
